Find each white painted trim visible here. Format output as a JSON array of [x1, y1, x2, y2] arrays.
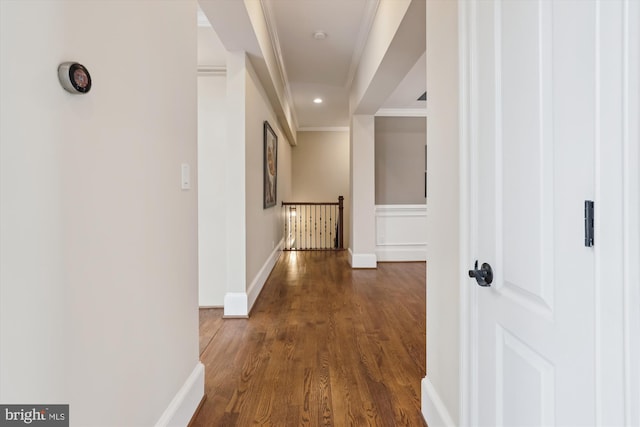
[[345, 0, 381, 90], [247, 238, 283, 312], [458, 0, 477, 425], [422, 377, 456, 427], [223, 292, 248, 317], [622, 3, 632, 424], [375, 108, 428, 117], [594, 4, 604, 422], [374, 204, 427, 261], [155, 362, 205, 427], [623, 1, 640, 424], [260, 0, 300, 129], [197, 66, 226, 76], [375, 204, 427, 216], [376, 242, 425, 247], [297, 127, 350, 132], [376, 247, 426, 262], [594, 3, 635, 424], [348, 248, 377, 268], [458, 1, 473, 426]]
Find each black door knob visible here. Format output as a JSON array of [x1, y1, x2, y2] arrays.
[[468, 260, 493, 287]]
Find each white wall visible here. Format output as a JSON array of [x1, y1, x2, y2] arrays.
[[422, 0, 460, 425], [224, 51, 249, 316], [245, 58, 292, 308], [243, 0, 297, 143], [375, 205, 427, 261], [374, 117, 427, 262], [347, 0, 425, 270], [223, 51, 292, 316], [349, 115, 377, 268], [292, 131, 350, 249], [0, 1, 202, 425], [198, 74, 227, 307], [375, 117, 427, 205], [350, 0, 417, 114]]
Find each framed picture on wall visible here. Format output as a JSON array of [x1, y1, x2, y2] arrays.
[[263, 121, 278, 208]]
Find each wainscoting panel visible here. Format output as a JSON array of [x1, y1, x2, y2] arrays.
[[375, 205, 427, 261]]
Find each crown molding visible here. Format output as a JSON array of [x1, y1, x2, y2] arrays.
[[298, 127, 350, 132], [344, 0, 380, 89], [260, 0, 300, 127], [375, 108, 428, 117]]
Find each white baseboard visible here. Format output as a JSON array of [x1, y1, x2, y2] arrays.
[[376, 246, 427, 262], [223, 292, 248, 317], [247, 239, 283, 312], [223, 239, 283, 318], [422, 377, 456, 427], [348, 249, 377, 268], [155, 362, 205, 427]]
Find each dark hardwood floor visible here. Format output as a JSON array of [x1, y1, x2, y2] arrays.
[[193, 251, 426, 426]]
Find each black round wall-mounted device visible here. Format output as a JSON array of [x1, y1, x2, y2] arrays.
[[58, 62, 92, 94]]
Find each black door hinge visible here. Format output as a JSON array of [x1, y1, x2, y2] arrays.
[[584, 200, 594, 247]]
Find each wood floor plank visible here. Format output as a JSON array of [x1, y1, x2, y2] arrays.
[[192, 251, 426, 426], [199, 308, 224, 355]]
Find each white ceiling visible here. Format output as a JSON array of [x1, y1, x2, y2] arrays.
[[263, 0, 377, 128], [380, 52, 426, 111], [197, 1, 425, 130]]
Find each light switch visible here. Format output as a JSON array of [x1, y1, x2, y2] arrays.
[[181, 163, 190, 190]]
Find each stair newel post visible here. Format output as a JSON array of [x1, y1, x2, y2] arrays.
[[338, 196, 344, 249]]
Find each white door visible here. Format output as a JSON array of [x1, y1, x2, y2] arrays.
[[468, 1, 603, 425]]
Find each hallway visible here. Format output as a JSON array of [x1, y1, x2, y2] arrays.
[[193, 252, 426, 426]]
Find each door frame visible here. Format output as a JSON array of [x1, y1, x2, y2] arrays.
[[457, 1, 640, 425], [618, 1, 640, 423], [457, 0, 473, 425]]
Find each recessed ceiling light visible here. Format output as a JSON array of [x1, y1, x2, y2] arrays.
[[313, 31, 327, 40], [313, 98, 323, 104]]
